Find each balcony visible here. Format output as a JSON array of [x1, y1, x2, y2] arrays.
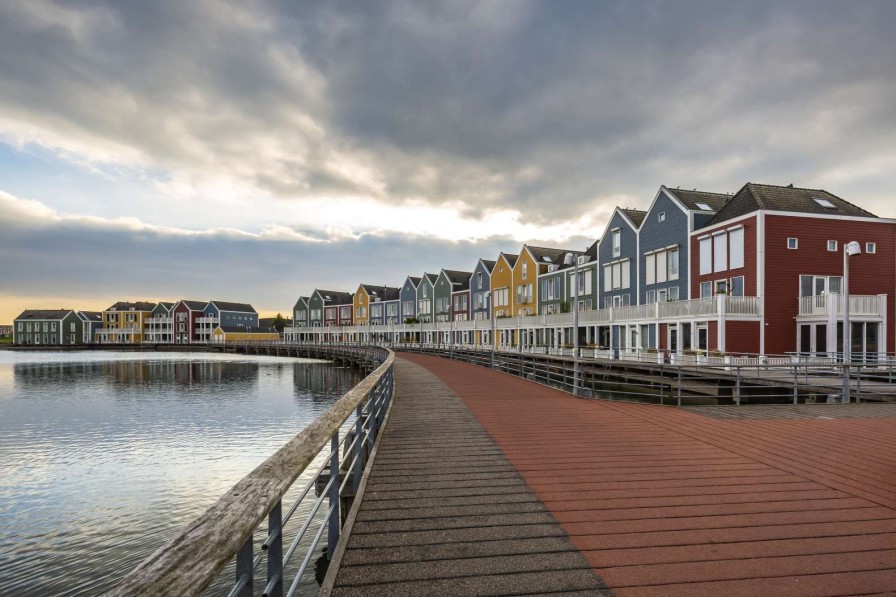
[[798, 294, 886, 318]]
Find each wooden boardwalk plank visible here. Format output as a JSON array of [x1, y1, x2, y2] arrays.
[[390, 353, 896, 596]]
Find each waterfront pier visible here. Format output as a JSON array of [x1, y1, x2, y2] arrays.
[[325, 353, 896, 596]]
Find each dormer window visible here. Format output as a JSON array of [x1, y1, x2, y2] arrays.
[[695, 202, 712, 211], [813, 198, 836, 209], [577, 256, 587, 265]]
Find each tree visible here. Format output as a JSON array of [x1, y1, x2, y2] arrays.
[[273, 313, 286, 333]]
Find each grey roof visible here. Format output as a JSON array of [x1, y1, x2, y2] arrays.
[[479, 259, 496, 273], [156, 301, 175, 310], [178, 299, 208, 311], [705, 183, 878, 226], [501, 253, 519, 267], [620, 208, 648, 228], [665, 188, 731, 212], [441, 270, 472, 292], [78, 311, 103, 322], [16, 309, 74, 321], [293, 296, 309, 310], [315, 290, 353, 305], [106, 301, 157, 312], [360, 284, 401, 301], [527, 246, 571, 265], [406, 276, 421, 288], [423, 272, 439, 285], [584, 240, 599, 260], [209, 301, 257, 313]]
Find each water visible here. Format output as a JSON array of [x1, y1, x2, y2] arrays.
[[0, 351, 362, 596]]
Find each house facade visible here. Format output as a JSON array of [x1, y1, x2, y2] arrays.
[[171, 300, 207, 344], [198, 301, 259, 342], [470, 259, 495, 321], [434, 270, 471, 323], [596, 208, 645, 350], [144, 302, 174, 343], [14, 310, 82, 345], [416, 273, 438, 323], [490, 253, 517, 318], [77, 311, 103, 344], [293, 297, 310, 328], [399, 276, 421, 323], [689, 183, 894, 358], [96, 301, 155, 344], [355, 285, 400, 326]]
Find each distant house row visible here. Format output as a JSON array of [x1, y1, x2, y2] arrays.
[[13, 300, 278, 346], [286, 182, 895, 359]]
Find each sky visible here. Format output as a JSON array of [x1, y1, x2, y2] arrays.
[[2, 0, 896, 321]]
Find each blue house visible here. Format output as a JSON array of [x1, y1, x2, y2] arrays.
[[199, 301, 258, 342], [598, 207, 646, 351], [416, 273, 439, 323], [399, 276, 421, 322], [470, 259, 495, 321]]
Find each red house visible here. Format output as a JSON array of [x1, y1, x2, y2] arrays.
[[171, 300, 208, 344], [689, 183, 894, 358]]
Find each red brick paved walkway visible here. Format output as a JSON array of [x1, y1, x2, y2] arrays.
[[401, 353, 896, 597]]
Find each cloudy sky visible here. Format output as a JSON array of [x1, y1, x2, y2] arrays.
[[2, 0, 895, 321]]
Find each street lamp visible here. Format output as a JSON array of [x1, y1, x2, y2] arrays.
[[842, 240, 861, 403]]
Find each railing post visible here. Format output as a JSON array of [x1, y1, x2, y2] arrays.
[[353, 404, 364, 491], [266, 502, 283, 597], [856, 364, 862, 403], [735, 366, 741, 406], [792, 366, 798, 405], [327, 432, 340, 560], [235, 534, 254, 597], [676, 367, 682, 407]]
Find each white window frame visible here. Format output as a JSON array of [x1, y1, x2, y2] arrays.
[[646, 290, 656, 304], [645, 253, 656, 285], [658, 212, 665, 222], [713, 232, 727, 272], [612, 229, 621, 257], [827, 240, 838, 252], [699, 236, 712, 275], [787, 237, 798, 250], [866, 242, 877, 254], [700, 281, 712, 298]]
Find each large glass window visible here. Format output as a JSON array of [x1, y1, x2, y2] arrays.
[[729, 227, 744, 269], [699, 237, 712, 274]]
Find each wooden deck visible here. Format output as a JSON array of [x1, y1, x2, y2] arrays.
[[329, 354, 896, 596]]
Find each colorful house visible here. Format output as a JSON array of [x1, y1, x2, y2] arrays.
[[537, 249, 586, 316], [14, 310, 82, 345], [96, 301, 156, 344], [354, 285, 400, 326], [490, 253, 517, 318], [399, 276, 421, 323], [689, 182, 894, 358], [145, 301, 175, 344], [170, 300, 208, 344], [640, 186, 730, 307], [77, 311, 103, 344], [416, 273, 438, 323], [198, 301, 259, 343], [470, 259, 495, 321], [434, 270, 472, 322], [513, 245, 572, 319], [318, 291, 353, 328], [597, 208, 646, 351], [293, 297, 310, 328]]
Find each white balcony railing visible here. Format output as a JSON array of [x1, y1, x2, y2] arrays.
[[798, 294, 885, 318]]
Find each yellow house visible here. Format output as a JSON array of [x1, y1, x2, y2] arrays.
[[512, 245, 569, 316], [96, 301, 156, 344], [489, 252, 517, 319], [211, 326, 279, 344]]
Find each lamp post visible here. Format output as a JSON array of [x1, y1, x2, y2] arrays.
[[842, 241, 861, 403]]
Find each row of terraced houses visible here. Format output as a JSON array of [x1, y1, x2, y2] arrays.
[[285, 183, 895, 360], [12, 300, 276, 346]]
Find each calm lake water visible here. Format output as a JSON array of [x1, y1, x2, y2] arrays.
[[0, 350, 362, 596]]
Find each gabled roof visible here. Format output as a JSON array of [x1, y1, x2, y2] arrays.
[[499, 253, 519, 268], [156, 301, 175, 310], [526, 245, 570, 266], [478, 259, 496, 273], [106, 301, 157, 312], [209, 301, 257, 314], [441, 269, 472, 292], [177, 299, 208, 311], [16, 309, 74, 320], [705, 183, 877, 226], [406, 276, 421, 288], [422, 272, 439, 285], [663, 187, 731, 212], [584, 240, 599, 260], [620, 208, 648, 228], [315, 290, 353, 305], [78, 311, 103, 322], [359, 284, 401, 301], [293, 296, 309, 310]]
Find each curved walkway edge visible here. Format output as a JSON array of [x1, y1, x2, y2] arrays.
[[332, 354, 896, 597]]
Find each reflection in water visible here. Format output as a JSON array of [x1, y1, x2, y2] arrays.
[[0, 351, 361, 597]]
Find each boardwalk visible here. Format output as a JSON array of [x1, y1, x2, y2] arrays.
[[329, 353, 896, 596]]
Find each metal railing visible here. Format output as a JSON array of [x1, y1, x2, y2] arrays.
[[391, 343, 896, 406], [108, 345, 394, 597]]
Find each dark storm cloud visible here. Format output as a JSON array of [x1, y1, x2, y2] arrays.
[[2, 0, 896, 224]]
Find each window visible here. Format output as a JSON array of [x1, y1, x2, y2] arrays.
[[656, 250, 668, 283], [827, 240, 838, 252], [813, 198, 836, 209], [522, 262, 528, 280], [799, 275, 842, 297], [699, 237, 712, 274], [787, 237, 798, 250], [700, 281, 712, 298], [715, 280, 729, 294], [669, 286, 680, 301], [17, 322, 22, 331], [713, 233, 727, 272], [729, 227, 744, 269], [70, 322, 75, 332], [477, 272, 482, 288], [645, 253, 656, 285], [612, 229, 621, 257], [658, 212, 665, 222], [646, 290, 656, 303], [730, 276, 745, 297], [669, 248, 679, 280], [867, 242, 877, 254], [695, 202, 712, 211]]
